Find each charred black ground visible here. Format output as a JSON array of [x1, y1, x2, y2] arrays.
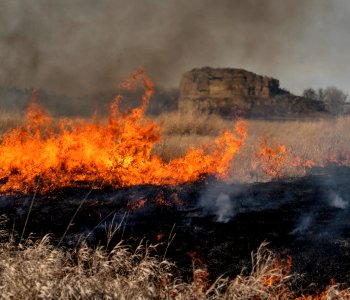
[[1, 166, 350, 292]]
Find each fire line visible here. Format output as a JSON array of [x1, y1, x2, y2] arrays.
[[0, 68, 247, 194]]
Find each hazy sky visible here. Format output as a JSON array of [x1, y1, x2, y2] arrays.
[[0, 0, 349, 96]]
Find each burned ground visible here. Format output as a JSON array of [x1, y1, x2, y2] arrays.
[[1, 165, 350, 293]]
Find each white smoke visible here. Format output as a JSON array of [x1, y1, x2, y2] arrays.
[[214, 193, 236, 223], [199, 184, 240, 223], [290, 214, 313, 235], [329, 192, 348, 209]]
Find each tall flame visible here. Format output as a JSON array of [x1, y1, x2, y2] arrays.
[[0, 69, 247, 194]]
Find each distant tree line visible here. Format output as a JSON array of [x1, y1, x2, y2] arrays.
[[302, 86, 348, 115]]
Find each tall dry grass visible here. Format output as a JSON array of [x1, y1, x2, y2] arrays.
[[0, 110, 22, 134], [0, 224, 348, 300], [153, 113, 231, 162], [154, 113, 350, 182]]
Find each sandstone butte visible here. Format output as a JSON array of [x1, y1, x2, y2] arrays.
[[178, 67, 326, 119]]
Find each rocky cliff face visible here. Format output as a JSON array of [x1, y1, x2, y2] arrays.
[[178, 67, 326, 118]]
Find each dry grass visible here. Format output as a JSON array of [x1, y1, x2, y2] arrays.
[[155, 112, 232, 137], [0, 237, 173, 299], [154, 113, 350, 182], [0, 224, 348, 300], [153, 112, 231, 162], [0, 110, 22, 134]]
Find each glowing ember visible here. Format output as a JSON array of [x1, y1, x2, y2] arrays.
[[127, 197, 147, 211], [156, 232, 164, 241], [155, 192, 171, 207], [0, 68, 247, 194]]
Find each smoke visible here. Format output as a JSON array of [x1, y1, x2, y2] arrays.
[[290, 214, 314, 235], [199, 183, 241, 222], [290, 173, 350, 239], [0, 0, 347, 97], [328, 192, 348, 209], [198, 181, 284, 222], [214, 193, 235, 222]]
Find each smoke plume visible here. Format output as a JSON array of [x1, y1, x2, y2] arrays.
[[0, 0, 348, 97]]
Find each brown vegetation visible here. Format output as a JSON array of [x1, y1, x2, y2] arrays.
[[0, 224, 348, 299], [0, 214, 338, 300], [0, 110, 22, 134], [154, 112, 350, 182]]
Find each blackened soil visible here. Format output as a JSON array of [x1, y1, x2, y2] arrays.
[[1, 166, 350, 291]]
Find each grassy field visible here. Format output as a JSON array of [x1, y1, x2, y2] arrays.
[[154, 112, 350, 182]]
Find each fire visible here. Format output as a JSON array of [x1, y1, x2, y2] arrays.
[[263, 259, 350, 300], [187, 250, 209, 296], [294, 279, 350, 300], [255, 137, 288, 178], [254, 137, 350, 180], [325, 151, 350, 166], [291, 156, 316, 169], [0, 68, 247, 194], [263, 255, 292, 288]]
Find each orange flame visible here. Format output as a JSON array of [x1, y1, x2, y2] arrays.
[[0, 68, 247, 194], [263, 255, 292, 288], [294, 278, 349, 300], [260, 255, 349, 299], [255, 137, 288, 178], [291, 156, 316, 169], [325, 151, 350, 166], [187, 250, 209, 296]]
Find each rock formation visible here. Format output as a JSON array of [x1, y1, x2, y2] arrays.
[[178, 67, 326, 118]]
